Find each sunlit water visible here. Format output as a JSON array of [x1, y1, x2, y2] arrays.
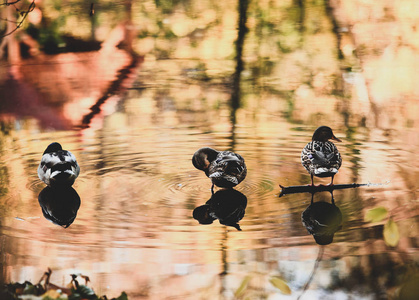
[[1, 0, 419, 299]]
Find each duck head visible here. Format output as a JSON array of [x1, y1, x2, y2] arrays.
[[312, 126, 342, 142], [43, 142, 63, 155], [192, 147, 219, 172]]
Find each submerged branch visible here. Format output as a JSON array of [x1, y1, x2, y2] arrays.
[[297, 246, 324, 300]]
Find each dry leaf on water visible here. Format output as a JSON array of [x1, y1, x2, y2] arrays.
[[269, 277, 291, 295], [234, 276, 252, 298], [364, 207, 388, 223], [383, 218, 400, 247]]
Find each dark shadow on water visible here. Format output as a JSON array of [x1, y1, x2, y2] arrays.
[[193, 189, 247, 231], [38, 186, 81, 228]]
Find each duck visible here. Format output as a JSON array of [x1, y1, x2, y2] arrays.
[[37, 142, 80, 187], [192, 147, 247, 192], [301, 126, 342, 186]]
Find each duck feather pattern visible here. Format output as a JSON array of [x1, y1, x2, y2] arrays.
[[38, 143, 80, 187]]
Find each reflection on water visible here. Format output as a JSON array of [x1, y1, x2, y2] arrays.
[[301, 193, 342, 245], [0, 0, 418, 299], [193, 189, 247, 231], [38, 186, 81, 228]]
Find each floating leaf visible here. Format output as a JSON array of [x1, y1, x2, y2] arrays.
[[383, 219, 400, 247], [269, 277, 291, 295], [365, 207, 388, 223], [234, 276, 251, 298]]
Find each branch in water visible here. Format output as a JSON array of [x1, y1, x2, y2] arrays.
[[279, 181, 388, 197]]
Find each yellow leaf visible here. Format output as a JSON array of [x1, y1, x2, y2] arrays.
[[234, 276, 251, 298], [383, 219, 400, 247], [365, 207, 388, 223], [269, 277, 291, 295]]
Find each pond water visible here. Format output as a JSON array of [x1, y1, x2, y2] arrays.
[[0, 0, 418, 299]]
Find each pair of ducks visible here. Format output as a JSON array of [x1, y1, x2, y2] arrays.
[[37, 126, 342, 189], [193, 125, 342, 190]]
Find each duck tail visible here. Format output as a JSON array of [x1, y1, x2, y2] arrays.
[[313, 167, 339, 177]]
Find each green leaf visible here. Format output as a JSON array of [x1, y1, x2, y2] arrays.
[[383, 219, 400, 247], [234, 276, 251, 298], [75, 285, 96, 299], [365, 207, 388, 223], [115, 292, 129, 300], [68, 292, 82, 300], [269, 277, 291, 295]]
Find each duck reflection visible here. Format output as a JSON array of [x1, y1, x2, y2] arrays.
[[301, 192, 342, 245], [193, 189, 247, 231], [38, 186, 81, 228]]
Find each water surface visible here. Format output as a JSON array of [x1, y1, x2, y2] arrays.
[[0, 0, 418, 299]]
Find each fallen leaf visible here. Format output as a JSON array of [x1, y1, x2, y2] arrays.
[[364, 207, 388, 223], [383, 219, 400, 247], [234, 276, 251, 298], [269, 277, 291, 295]]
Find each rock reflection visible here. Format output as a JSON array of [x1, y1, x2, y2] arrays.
[[193, 189, 247, 231], [38, 186, 81, 228], [301, 192, 342, 245]]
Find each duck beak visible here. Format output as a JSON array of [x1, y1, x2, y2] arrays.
[[331, 135, 342, 142]]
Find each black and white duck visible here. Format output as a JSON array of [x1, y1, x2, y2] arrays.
[[301, 126, 342, 186], [37, 142, 80, 187], [192, 147, 247, 192]]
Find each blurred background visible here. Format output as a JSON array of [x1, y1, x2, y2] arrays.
[[0, 0, 418, 299]]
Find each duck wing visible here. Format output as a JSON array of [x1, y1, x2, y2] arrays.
[[208, 151, 247, 187], [302, 141, 341, 169], [38, 150, 80, 186]]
